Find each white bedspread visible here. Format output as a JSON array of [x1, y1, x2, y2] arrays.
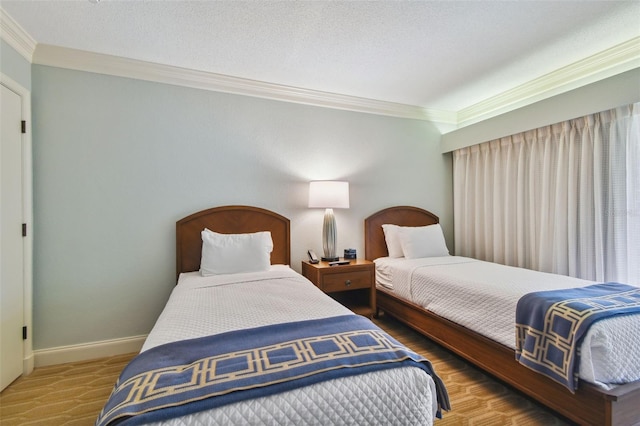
[[375, 256, 640, 390], [142, 265, 437, 425]]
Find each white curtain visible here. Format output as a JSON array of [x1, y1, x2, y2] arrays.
[[453, 103, 639, 286]]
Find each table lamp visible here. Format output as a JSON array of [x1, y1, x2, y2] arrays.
[[308, 181, 350, 261]]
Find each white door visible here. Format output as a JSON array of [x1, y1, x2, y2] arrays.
[[0, 83, 25, 391]]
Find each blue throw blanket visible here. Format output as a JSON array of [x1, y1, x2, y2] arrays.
[[96, 314, 450, 426], [515, 282, 640, 392]]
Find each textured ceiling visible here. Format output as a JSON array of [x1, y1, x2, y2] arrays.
[[2, 0, 639, 113]]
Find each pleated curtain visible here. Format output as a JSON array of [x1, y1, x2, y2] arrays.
[[453, 103, 639, 286]]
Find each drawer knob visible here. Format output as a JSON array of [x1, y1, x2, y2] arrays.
[[345, 280, 352, 287]]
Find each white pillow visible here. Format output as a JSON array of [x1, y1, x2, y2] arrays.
[[200, 229, 273, 276], [382, 224, 404, 258], [398, 224, 449, 259]]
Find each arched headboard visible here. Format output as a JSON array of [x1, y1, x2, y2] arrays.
[[364, 206, 439, 260], [176, 205, 290, 279]]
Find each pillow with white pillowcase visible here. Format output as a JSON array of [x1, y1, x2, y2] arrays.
[[398, 223, 450, 259], [200, 229, 273, 276], [382, 224, 404, 258]]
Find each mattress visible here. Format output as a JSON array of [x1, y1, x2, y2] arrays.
[[141, 265, 438, 425], [375, 256, 640, 390]]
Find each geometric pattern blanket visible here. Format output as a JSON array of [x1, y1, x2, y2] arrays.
[[96, 314, 450, 426], [515, 282, 640, 392]]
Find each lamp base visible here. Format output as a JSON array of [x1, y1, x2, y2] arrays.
[[321, 208, 339, 263]]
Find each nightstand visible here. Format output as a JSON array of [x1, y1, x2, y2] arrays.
[[302, 259, 376, 318]]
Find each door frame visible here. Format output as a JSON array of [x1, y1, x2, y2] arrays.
[[1, 72, 33, 376]]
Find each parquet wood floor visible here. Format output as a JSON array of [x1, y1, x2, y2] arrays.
[[0, 315, 570, 425]]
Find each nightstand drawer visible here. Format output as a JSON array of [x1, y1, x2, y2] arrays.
[[322, 271, 371, 292]]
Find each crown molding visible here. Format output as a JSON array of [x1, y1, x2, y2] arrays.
[[0, 8, 36, 62], [457, 37, 640, 127], [7, 11, 637, 129], [33, 44, 456, 124]]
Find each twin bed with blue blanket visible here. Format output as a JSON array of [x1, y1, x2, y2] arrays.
[[97, 206, 449, 426], [515, 282, 640, 393], [365, 206, 640, 426]]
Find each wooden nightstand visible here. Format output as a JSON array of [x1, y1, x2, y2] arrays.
[[302, 259, 376, 318]]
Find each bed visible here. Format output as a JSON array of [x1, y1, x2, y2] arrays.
[[97, 205, 449, 426], [364, 206, 640, 426]]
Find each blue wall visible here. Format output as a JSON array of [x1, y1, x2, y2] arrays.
[[31, 64, 452, 349], [0, 39, 31, 89]]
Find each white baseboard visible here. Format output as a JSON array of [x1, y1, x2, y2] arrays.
[[23, 352, 34, 375], [34, 335, 147, 367]]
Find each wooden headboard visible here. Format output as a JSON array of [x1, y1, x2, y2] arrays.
[[364, 206, 440, 260], [176, 205, 290, 279]]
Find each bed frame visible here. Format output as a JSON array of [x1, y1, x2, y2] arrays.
[[176, 205, 290, 278], [364, 206, 640, 426]]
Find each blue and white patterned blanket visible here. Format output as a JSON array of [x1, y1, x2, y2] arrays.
[[515, 282, 640, 392], [96, 314, 449, 426]]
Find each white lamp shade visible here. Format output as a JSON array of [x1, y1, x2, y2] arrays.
[[308, 181, 350, 209]]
